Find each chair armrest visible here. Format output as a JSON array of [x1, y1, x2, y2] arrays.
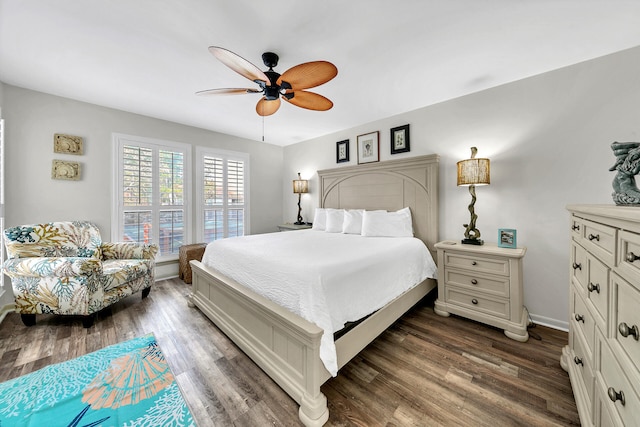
[[100, 242, 159, 260], [2, 257, 102, 278]]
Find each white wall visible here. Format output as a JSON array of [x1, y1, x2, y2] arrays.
[[283, 45, 640, 330], [2, 85, 284, 279]]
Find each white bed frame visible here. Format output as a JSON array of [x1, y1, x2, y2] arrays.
[[188, 154, 439, 426]]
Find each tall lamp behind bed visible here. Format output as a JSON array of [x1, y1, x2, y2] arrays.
[[293, 172, 309, 225]]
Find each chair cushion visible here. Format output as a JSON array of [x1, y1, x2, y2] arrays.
[[4, 221, 102, 259], [3, 257, 102, 278], [101, 259, 154, 291]]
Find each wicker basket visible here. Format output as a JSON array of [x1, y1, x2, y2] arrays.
[[178, 243, 207, 284]]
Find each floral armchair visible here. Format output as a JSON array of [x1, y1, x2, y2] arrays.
[[2, 221, 158, 327]]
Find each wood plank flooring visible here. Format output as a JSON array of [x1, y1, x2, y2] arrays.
[[0, 278, 579, 426]]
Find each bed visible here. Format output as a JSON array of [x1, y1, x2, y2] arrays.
[[188, 154, 439, 426]]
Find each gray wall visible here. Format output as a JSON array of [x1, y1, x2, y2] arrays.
[[1, 85, 284, 280], [283, 45, 640, 330]]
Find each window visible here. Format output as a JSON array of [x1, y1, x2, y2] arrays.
[[113, 134, 191, 261], [196, 146, 249, 243]]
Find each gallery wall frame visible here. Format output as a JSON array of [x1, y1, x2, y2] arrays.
[[357, 131, 379, 164], [390, 124, 410, 154]]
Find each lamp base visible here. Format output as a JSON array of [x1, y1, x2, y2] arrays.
[[294, 221, 305, 225], [461, 238, 484, 245]]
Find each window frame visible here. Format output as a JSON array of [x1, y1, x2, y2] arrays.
[[195, 146, 250, 243], [112, 133, 191, 262]]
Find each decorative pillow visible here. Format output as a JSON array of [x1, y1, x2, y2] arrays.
[[325, 209, 345, 233], [361, 207, 413, 237], [342, 209, 365, 234], [312, 208, 327, 230]]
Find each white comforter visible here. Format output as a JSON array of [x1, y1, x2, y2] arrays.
[[201, 230, 437, 376]]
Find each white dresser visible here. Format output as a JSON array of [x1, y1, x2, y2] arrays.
[[562, 205, 640, 426]]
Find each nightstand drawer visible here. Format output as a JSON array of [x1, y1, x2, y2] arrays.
[[443, 252, 509, 276], [444, 269, 509, 298], [445, 288, 509, 319]]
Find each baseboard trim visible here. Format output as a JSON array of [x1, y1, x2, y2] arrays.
[[530, 313, 568, 332], [0, 303, 16, 325]]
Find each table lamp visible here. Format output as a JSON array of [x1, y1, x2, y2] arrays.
[[292, 172, 309, 225], [457, 147, 490, 245]]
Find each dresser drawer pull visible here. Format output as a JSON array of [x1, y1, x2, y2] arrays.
[[587, 282, 600, 293], [572, 262, 582, 271], [573, 356, 583, 366], [588, 233, 600, 241], [571, 224, 580, 231], [471, 279, 478, 285], [575, 314, 585, 323], [626, 252, 640, 263], [471, 261, 477, 266], [607, 387, 626, 406], [618, 322, 639, 341], [471, 299, 478, 305]]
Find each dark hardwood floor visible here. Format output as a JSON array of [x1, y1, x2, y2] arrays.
[[0, 278, 579, 426]]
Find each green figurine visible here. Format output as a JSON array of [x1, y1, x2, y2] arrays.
[[610, 141, 640, 205]]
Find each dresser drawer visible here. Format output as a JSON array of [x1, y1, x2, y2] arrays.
[[611, 272, 640, 381], [599, 334, 640, 427], [571, 286, 595, 356], [571, 328, 595, 406], [571, 242, 588, 293], [444, 269, 509, 298], [443, 252, 509, 276], [445, 288, 510, 319], [618, 230, 640, 285], [582, 218, 616, 266], [587, 254, 609, 329], [570, 215, 584, 241]]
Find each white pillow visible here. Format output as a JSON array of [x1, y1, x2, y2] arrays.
[[361, 207, 414, 237], [325, 209, 345, 233], [342, 209, 365, 234], [312, 208, 327, 230]]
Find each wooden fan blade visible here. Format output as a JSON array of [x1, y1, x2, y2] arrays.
[[256, 97, 281, 116], [277, 61, 337, 90], [196, 88, 262, 96], [209, 46, 270, 86], [283, 91, 333, 111]]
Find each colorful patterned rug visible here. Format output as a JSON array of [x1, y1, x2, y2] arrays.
[[0, 333, 195, 427]]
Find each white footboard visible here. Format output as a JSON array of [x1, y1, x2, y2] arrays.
[[189, 260, 330, 426]]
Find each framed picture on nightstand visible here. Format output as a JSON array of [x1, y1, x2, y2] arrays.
[[498, 229, 517, 248]]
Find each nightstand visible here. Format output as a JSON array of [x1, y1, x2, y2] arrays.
[[277, 223, 312, 231], [434, 240, 529, 342]]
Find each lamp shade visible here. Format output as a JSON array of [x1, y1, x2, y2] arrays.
[[457, 149, 490, 186], [292, 173, 309, 194]]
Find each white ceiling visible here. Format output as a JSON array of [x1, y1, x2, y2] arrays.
[[2, 1, 640, 146]]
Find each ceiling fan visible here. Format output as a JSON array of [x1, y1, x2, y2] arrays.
[[197, 46, 338, 117]]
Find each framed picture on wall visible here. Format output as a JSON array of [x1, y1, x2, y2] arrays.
[[390, 124, 410, 154], [357, 131, 379, 164], [336, 139, 349, 163], [498, 228, 517, 248]]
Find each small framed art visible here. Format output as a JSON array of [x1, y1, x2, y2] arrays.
[[498, 229, 517, 248], [54, 133, 83, 155], [336, 139, 349, 163], [357, 131, 379, 164], [390, 124, 410, 154]]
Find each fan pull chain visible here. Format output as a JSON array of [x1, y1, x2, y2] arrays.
[[262, 113, 265, 142]]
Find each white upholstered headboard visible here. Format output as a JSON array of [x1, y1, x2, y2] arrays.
[[317, 154, 439, 256]]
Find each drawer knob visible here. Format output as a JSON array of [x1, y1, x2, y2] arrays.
[[572, 262, 582, 271], [571, 224, 580, 231], [618, 322, 639, 341], [471, 279, 478, 285], [471, 261, 478, 266], [626, 252, 640, 263], [607, 387, 626, 406], [587, 282, 600, 293], [588, 233, 600, 241], [573, 356, 583, 366], [471, 298, 478, 305], [575, 314, 585, 323]]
